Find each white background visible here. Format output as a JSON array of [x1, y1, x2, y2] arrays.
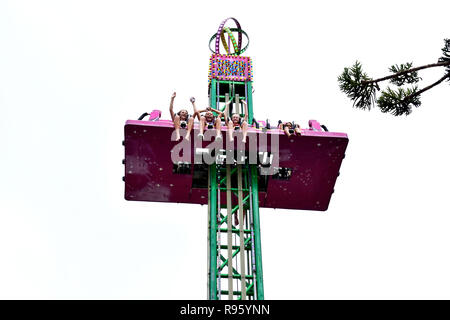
[[1, 0, 449, 299]]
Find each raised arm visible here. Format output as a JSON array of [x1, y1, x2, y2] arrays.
[[242, 99, 249, 122], [194, 108, 209, 120], [169, 92, 176, 121], [223, 99, 232, 124], [190, 97, 201, 120], [209, 107, 223, 117]]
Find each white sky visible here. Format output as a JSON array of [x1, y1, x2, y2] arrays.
[[1, 0, 449, 299]]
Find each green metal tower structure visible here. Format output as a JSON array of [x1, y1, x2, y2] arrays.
[[207, 25, 263, 298]]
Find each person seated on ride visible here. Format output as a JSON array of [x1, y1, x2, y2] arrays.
[[193, 99, 229, 141], [225, 99, 249, 143], [278, 121, 301, 137], [169, 92, 195, 141]]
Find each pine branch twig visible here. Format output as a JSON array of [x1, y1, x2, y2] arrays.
[[408, 72, 450, 99]]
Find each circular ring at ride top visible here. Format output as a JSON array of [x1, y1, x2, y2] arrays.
[[209, 17, 249, 56], [220, 27, 238, 55]]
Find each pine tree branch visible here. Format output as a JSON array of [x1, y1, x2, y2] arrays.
[[361, 60, 450, 85], [339, 39, 450, 116]]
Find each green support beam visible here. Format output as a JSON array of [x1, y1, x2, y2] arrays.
[[250, 164, 264, 300], [210, 79, 217, 109], [246, 81, 254, 124], [208, 165, 218, 300]]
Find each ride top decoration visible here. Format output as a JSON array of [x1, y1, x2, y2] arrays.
[[208, 19, 252, 85], [208, 54, 253, 83], [122, 18, 349, 300]]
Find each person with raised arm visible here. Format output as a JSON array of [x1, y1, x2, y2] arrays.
[[169, 92, 195, 141]]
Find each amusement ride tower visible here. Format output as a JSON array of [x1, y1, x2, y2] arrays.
[[123, 18, 349, 300]]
